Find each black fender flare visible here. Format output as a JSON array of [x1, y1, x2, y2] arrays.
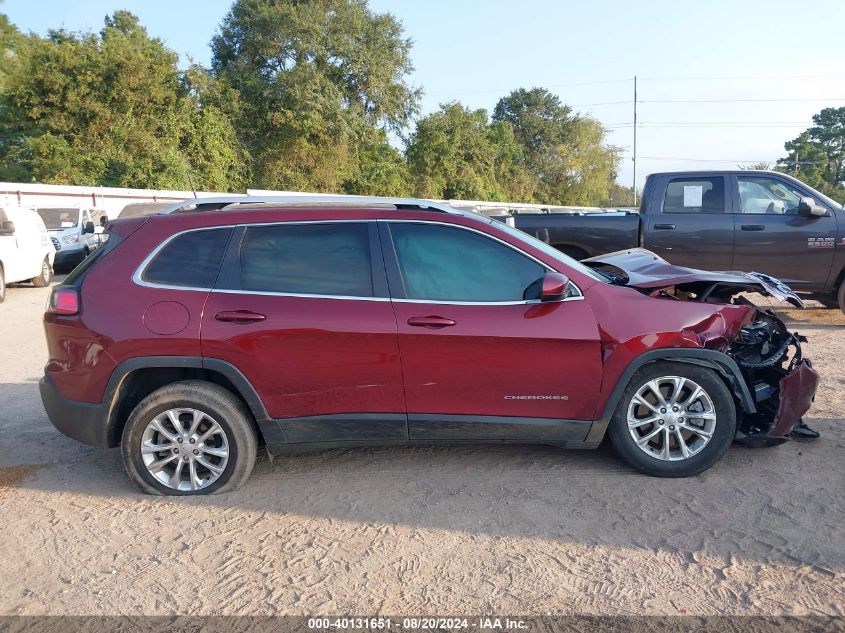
[[101, 356, 271, 446], [584, 349, 755, 444]]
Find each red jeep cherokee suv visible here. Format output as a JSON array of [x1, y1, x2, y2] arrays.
[[40, 196, 819, 495]]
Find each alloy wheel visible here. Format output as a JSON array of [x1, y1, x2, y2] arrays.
[[626, 376, 716, 461], [139, 408, 230, 491]]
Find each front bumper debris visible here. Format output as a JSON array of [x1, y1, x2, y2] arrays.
[[737, 359, 819, 447], [771, 360, 820, 437]]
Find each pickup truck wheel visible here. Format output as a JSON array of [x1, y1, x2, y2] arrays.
[[121, 380, 257, 496], [837, 281, 845, 316], [0, 265, 5, 303], [31, 257, 52, 287], [608, 362, 736, 477], [815, 297, 838, 309]]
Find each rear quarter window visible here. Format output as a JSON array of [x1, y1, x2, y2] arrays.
[[141, 228, 232, 289]]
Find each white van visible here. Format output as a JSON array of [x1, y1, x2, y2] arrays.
[[35, 207, 106, 270], [0, 205, 56, 303]]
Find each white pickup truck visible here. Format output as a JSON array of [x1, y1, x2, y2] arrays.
[[0, 205, 56, 303]]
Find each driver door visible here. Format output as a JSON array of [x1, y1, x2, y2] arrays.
[[730, 174, 837, 290], [381, 221, 602, 442]]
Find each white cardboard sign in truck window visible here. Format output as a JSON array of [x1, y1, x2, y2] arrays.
[[683, 185, 703, 208]]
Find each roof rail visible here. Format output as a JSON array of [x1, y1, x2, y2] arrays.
[[159, 195, 462, 215]]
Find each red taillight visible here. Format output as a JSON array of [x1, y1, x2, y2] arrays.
[[49, 288, 80, 315]]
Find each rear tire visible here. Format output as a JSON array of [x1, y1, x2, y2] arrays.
[[608, 362, 736, 477], [0, 264, 5, 303], [31, 257, 52, 287], [121, 381, 257, 496]]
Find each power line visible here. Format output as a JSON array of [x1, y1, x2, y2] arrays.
[[427, 77, 631, 98], [571, 100, 634, 107], [641, 97, 845, 103], [638, 72, 845, 82], [605, 120, 810, 125], [637, 156, 779, 163], [607, 123, 809, 129]]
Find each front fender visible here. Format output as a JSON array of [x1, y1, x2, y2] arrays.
[[584, 348, 755, 444]]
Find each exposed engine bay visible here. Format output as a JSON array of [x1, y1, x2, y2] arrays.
[[583, 249, 820, 444]]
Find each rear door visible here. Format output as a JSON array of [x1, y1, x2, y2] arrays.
[[642, 174, 735, 270], [381, 220, 602, 442], [201, 221, 407, 445], [730, 174, 837, 290]]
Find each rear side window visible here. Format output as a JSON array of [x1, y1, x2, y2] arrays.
[[239, 223, 372, 297], [663, 177, 725, 214], [142, 228, 232, 288]]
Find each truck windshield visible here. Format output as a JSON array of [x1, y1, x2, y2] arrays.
[[494, 221, 607, 283], [37, 208, 79, 229]]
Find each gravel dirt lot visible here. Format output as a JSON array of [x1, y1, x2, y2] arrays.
[[0, 279, 843, 616]]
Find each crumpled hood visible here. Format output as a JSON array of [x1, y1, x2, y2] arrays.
[[583, 248, 804, 308]]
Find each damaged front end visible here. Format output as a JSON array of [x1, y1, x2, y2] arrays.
[[584, 249, 820, 445], [728, 308, 819, 445]]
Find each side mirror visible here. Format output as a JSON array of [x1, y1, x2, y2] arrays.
[[540, 272, 570, 302], [797, 197, 826, 218], [0, 220, 15, 235], [83, 221, 95, 234]]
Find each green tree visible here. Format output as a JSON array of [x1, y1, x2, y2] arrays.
[[211, 0, 419, 192], [0, 11, 249, 190], [493, 88, 620, 205], [405, 102, 535, 201], [778, 107, 845, 202], [0, 6, 24, 91], [343, 130, 412, 196], [604, 181, 637, 207], [493, 88, 573, 161]]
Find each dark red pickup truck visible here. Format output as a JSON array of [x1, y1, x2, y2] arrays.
[[506, 170, 845, 311]]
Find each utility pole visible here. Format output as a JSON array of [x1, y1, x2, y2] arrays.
[[633, 75, 638, 206]]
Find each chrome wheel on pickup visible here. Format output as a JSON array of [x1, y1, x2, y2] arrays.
[[627, 376, 716, 461], [609, 362, 736, 477]]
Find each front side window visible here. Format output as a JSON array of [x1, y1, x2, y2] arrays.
[[738, 176, 804, 215], [240, 223, 373, 297], [389, 223, 546, 302], [663, 177, 725, 214], [142, 228, 232, 288]]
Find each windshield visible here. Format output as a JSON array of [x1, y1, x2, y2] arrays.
[[493, 221, 607, 283], [37, 208, 79, 230]]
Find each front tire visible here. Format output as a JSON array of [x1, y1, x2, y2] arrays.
[[608, 362, 736, 477], [837, 280, 845, 316], [31, 257, 52, 287], [121, 381, 257, 495]]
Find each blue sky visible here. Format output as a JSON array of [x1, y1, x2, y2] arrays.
[[4, 0, 845, 189]]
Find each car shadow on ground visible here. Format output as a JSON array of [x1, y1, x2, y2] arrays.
[[2, 378, 842, 574]]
